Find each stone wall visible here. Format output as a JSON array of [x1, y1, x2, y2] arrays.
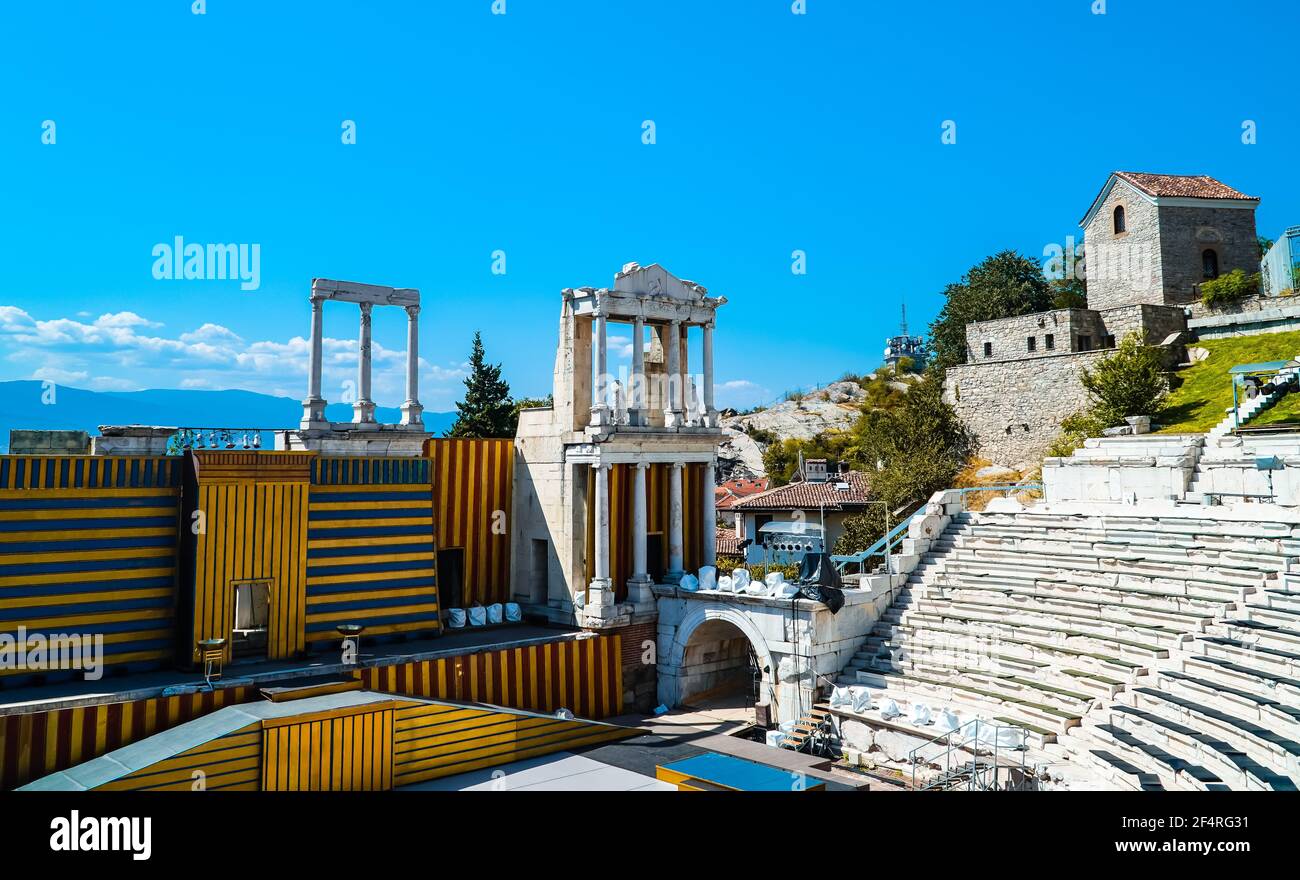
[[945, 349, 1112, 466], [1157, 204, 1259, 305], [964, 308, 1104, 362], [1084, 181, 1163, 310]]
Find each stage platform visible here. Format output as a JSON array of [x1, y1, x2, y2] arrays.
[[0, 623, 579, 714]]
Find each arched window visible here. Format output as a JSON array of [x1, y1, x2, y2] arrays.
[[1113, 205, 1126, 234], [1202, 249, 1219, 279]]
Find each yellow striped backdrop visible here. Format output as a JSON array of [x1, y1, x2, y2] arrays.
[[428, 438, 513, 606]]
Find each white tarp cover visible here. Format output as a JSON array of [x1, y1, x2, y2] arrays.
[[910, 703, 933, 726], [937, 709, 961, 734], [698, 566, 717, 591], [717, 575, 734, 592], [764, 571, 785, 588], [879, 698, 901, 720], [851, 689, 874, 714], [504, 602, 522, 623], [486, 603, 503, 624], [774, 583, 800, 598], [447, 608, 467, 628], [679, 574, 699, 592], [732, 568, 752, 591], [975, 722, 1026, 749], [468, 606, 487, 626], [765, 729, 786, 748], [829, 686, 853, 708]]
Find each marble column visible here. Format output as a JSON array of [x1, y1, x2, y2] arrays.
[[665, 319, 683, 427], [630, 315, 646, 426], [627, 461, 653, 605], [702, 457, 717, 567], [666, 461, 684, 582], [400, 304, 423, 428], [703, 321, 716, 427], [680, 323, 692, 424], [300, 293, 328, 429], [353, 302, 377, 425], [593, 463, 610, 585], [590, 312, 610, 427]]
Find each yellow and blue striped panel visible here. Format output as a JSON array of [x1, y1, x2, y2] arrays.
[[0, 456, 182, 683], [306, 458, 439, 646], [428, 438, 513, 606]]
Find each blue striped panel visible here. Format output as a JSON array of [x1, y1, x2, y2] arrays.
[[305, 609, 442, 634], [306, 575, 436, 596], [307, 541, 429, 560], [308, 508, 430, 521], [0, 516, 176, 532]]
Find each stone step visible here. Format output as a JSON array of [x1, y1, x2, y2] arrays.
[[1124, 687, 1300, 780], [912, 585, 1215, 632], [1070, 724, 1228, 791], [915, 573, 1234, 618], [1150, 669, 1300, 744], [854, 669, 1082, 735], [1181, 654, 1300, 707]]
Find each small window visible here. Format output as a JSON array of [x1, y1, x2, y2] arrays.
[[1113, 205, 1126, 234], [983, 341, 993, 358], [1026, 336, 1036, 352], [1078, 335, 1092, 352], [1103, 334, 1116, 348], [1202, 248, 1219, 279], [1045, 334, 1055, 350]]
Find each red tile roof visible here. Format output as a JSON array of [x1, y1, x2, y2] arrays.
[[715, 477, 770, 510], [1113, 171, 1256, 201], [732, 471, 873, 511], [716, 527, 744, 556]]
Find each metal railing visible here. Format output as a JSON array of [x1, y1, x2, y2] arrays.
[[908, 718, 1032, 791]]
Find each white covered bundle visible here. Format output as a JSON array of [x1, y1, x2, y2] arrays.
[[937, 708, 961, 734], [468, 605, 487, 627], [910, 703, 933, 726], [764, 571, 785, 588], [679, 573, 699, 592], [879, 698, 901, 720], [774, 582, 800, 599], [505, 602, 522, 623], [698, 565, 717, 591], [851, 689, 874, 714], [486, 603, 503, 624], [447, 608, 467, 629], [975, 722, 1027, 750], [717, 575, 734, 592], [731, 568, 752, 591], [829, 686, 853, 708]]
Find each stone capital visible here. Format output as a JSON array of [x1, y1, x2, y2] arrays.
[[405, 304, 421, 319]]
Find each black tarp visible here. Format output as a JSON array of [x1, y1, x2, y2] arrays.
[[796, 552, 844, 613]]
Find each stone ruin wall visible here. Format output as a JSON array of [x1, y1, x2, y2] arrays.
[[944, 349, 1112, 467]]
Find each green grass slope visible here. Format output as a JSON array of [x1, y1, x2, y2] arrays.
[[1158, 329, 1300, 433]]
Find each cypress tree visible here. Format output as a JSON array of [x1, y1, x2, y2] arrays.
[[448, 331, 514, 438]]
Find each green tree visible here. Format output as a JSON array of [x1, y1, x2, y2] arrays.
[[1078, 331, 1170, 427], [928, 251, 1055, 372], [447, 331, 514, 438]]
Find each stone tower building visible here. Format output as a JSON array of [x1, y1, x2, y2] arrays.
[[1080, 171, 1260, 310]]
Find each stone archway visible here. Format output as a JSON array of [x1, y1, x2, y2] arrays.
[[658, 602, 777, 721]]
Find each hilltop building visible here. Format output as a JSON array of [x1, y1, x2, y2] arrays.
[[945, 171, 1263, 465], [884, 304, 927, 372]]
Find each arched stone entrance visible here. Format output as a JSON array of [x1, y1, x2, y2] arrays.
[[658, 602, 776, 722]]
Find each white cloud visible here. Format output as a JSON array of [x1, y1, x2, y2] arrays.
[[716, 379, 770, 410], [0, 305, 470, 408]]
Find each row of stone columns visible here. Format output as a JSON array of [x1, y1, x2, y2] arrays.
[[301, 295, 423, 430], [589, 458, 717, 601], [590, 316, 716, 428]]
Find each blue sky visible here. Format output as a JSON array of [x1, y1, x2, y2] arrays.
[[0, 0, 1296, 413]]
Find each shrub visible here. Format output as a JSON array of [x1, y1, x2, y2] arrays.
[[1201, 269, 1261, 309], [1046, 411, 1108, 458], [1078, 331, 1170, 427]]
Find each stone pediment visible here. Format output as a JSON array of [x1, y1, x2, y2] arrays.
[[613, 262, 708, 301]]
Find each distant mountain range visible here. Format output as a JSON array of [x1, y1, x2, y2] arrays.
[[0, 381, 457, 452]]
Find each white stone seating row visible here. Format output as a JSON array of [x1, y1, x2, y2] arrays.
[[899, 598, 1187, 655], [916, 553, 1251, 605], [913, 582, 1216, 633], [849, 668, 1079, 740], [1054, 724, 1226, 792], [1180, 654, 1300, 708], [892, 606, 1168, 667], [1236, 603, 1300, 632], [867, 619, 1144, 684], [1205, 618, 1300, 657], [1249, 588, 1300, 614], [1192, 634, 1300, 681], [974, 509, 1300, 543], [827, 685, 1052, 752], [1149, 669, 1300, 744], [1091, 704, 1296, 791], [929, 544, 1272, 591], [941, 526, 1297, 576], [913, 571, 1235, 619], [875, 643, 1106, 713], [1120, 686, 1300, 781]]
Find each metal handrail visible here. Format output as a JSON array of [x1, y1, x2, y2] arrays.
[[908, 717, 1029, 791]]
